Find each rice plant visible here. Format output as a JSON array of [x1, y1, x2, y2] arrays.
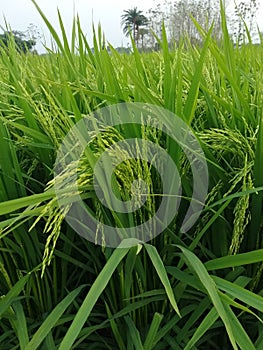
[[0, 0, 263, 348]]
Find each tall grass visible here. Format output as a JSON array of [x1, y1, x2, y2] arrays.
[[0, 1, 263, 348]]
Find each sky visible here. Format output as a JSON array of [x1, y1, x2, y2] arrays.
[[1, 0, 263, 53], [0, 0, 156, 52]]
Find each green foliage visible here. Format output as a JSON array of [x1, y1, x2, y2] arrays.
[[0, 31, 36, 53], [0, 0, 262, 348]]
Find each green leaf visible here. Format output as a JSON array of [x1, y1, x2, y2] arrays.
[[184, 308, 218, 350], [144, 244, 180, 316], [213, 276, 263, 314], [183, 24, 213, 124], [249, 114, 263, 250], [12, 301, 29, 350], [177, 246, 238, 350], [205, 249, 263, 271], [58, 241, 132, 350], [125, 316, 144, 350], [25, 285, 85, 350], [0, 273, 31, 318], [224, 303, 256, 350], [143, 312, 163, 350]]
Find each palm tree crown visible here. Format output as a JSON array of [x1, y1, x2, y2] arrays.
[[121, 7, 148, 46]]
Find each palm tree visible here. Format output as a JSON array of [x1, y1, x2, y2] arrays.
[[121, 7, 148, 46]]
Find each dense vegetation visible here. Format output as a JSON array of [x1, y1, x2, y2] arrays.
[[0, 2, 263, 349], [0, 31, 36, 53]]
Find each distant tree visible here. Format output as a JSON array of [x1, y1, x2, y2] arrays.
[[121, 7, 148, 46], [0, 30, 36, 53], [231, 0, 259, 45], [146, 0, 222, 47], [138, 28, 149, 49], [26, 23, 41, 43], [115, 46, 131, 54]]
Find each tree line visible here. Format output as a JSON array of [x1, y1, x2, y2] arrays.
[[0, 24, 40, 53], [121, 0, 260, 50], [0, 0, 259, 54]]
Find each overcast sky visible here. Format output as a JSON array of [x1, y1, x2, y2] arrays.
[[1, 0, 263, 52]]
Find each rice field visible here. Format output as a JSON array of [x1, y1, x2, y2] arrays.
[[0, 2, 263, 349]]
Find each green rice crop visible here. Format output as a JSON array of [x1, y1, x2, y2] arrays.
[[0, 0, 263, 348]]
